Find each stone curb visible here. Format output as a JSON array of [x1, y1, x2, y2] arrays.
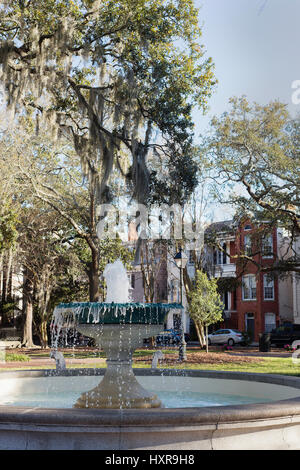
[[0, 369, 300, 428]]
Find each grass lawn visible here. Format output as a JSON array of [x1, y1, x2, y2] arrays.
[[134, 356, 300, 376], [132, 348, 300, 377], [1, 347, 300, 377]]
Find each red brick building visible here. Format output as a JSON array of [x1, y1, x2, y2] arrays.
[[210, 219, 279, 342]]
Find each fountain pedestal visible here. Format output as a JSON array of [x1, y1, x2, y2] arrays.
[[74, 324, 162, 409]]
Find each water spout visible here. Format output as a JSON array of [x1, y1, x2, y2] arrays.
[[103, 259, 131, 303], [152, 350, 164, 369], [50, 350, 66, 371]]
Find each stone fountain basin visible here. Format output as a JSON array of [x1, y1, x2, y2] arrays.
[[1, 369, 300, 450]]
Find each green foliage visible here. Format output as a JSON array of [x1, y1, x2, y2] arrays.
[[0, 301, 18, 326], [217, 277, 241, 294], [188, 270, 224, 327], [208, 97, 299, 230], [206, 96, 300, 274], [98, 236, 134, 272], [0, 209, 18, 252], [5, 353, 30, 362], [0, 301, 17, 315], [149, 145, 199, 205], [0, 0, 216, 205]]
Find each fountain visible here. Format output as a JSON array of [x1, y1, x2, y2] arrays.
[[51, 259, 183, 409], [1, 259, 300, 449]]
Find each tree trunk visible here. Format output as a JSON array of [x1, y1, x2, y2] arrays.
[[36, 272, 52, 349], [1, 249, 13, 325], [194, 321, 206, 349], [88, 248, 100, 302], [0, 253, 2, 326], [39, 318, 48, 349], [2, 252, 8, 305], [7, 249, 13, 301], [21, 267, 35, 348]]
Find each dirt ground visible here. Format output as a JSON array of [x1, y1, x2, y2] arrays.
[[135, 351, 264, 365]]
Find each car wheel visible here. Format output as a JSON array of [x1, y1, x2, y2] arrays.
[[228, 338, 235, 346]]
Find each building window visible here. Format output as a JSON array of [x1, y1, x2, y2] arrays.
[[170, 279, 179, 302], [188, 250, 194, 265], [223, 291, 229, 310], [262, 235, 273, 258], [242, 274, 257, 300], [244, 235, 252, 255], [213, 249, 220, 265], [213, 243, 227, 265], [222, 243, 227, 264], [265, 313, 276, 333], [131, 273, 135, 289], [264, 275, 274, 300], [233, 290, 237, 310], [244, 224, 252, 231]]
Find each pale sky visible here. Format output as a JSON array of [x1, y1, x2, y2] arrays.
[[195, 0, 300, 132], [193, 0, 300, 220]]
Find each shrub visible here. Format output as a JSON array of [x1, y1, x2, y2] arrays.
[[5, 353, 30, 362], [284, 344, 296, 352]]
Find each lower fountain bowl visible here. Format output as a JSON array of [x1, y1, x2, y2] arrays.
[[1, 369, 300, 450], [74, 324, 163, 409]]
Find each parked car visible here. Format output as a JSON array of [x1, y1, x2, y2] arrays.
[[155, 329, 181, 345], [54, 328, 95, 347], [270, 324, 300, 348], [207, 329, 243, 346]]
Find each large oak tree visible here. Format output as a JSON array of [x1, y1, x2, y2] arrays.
[[205, 97, 300, 275], [0, 0, 215, 205]]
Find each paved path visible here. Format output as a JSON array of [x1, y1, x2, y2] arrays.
[[0, 356, 106, 369], [228, 351, 292, 358]]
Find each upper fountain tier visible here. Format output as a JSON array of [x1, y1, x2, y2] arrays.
[[54, 301, 183, 325], [51, 259, 183, 409], [54, 259, 182, 326]]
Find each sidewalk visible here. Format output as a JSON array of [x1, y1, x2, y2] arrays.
[[188, 342, 290, 358], [228, 351, 292, 358]]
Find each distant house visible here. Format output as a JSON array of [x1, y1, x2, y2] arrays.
[[205, 219, 300, 341], [164, 218, 299, 342], [277, 230, 300, 325], [126, 222, 168, 305]]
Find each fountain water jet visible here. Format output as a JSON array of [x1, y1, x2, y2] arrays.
[[51, 259, 182, 409]]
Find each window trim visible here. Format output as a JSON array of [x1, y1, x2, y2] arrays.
[[244, 234, 252, 256], [213, 242, 227, 265], [242, 274, 257, 301], [263, 275, 275, 301], [264, 312, 276, 333], [262, 234, 274, 259]]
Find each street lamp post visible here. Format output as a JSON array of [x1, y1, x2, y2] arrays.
[[174, 248, 188, 361]]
